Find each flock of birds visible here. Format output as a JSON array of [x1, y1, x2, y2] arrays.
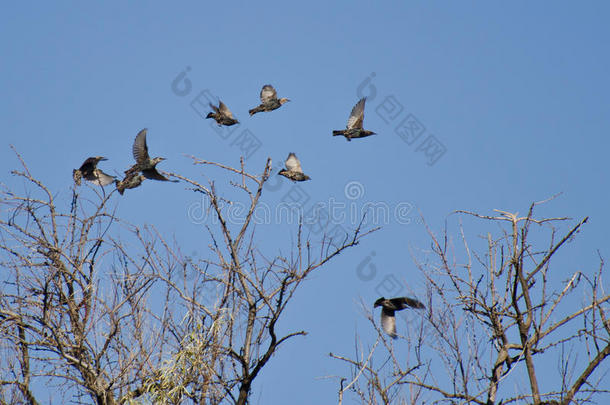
[[72, 84, 424, 338]]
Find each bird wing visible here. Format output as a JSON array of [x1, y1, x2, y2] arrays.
[[142, 168, 176, 182], [260, 85, 277, 103], [90, 170, 115, 186], [218, 100, 236, 119], [78, 157, 98, 173], [346, 98, 366, 129], [381, 307, 397, 338], [393, 297, 425, 309], [285, 153, 303, 173], [132, 128, 150, 165], [124, 164, 140, 176], [209, 102, 220, 114]]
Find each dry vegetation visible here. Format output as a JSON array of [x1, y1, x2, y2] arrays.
[[1, 152, 608, 404]]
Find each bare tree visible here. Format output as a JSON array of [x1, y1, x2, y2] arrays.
[[331, 311, 427, 405], [333, 200, 610, 405], [141, 157, 375, 404], [0, 149, 174, 405], [0, 150, 374, 404]]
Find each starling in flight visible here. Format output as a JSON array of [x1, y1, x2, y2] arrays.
[[374, 296, 425, 339], [278, 153, 311, 182], [115, 172, 144, 195], [332, 98, 376, 141], [72, 156, 115, 186], [115, 128, 177, 194], [249, 85, 290, 116], [206, 100, 239, 126]]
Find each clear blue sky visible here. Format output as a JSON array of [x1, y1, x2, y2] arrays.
[[1, 2, 609, 403]]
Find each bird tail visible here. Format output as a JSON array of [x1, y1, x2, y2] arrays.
[[249, 107, 260, 116], [332, 130, 344, 136]]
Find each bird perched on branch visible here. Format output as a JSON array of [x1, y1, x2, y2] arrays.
[[332, 97, 376, 141], [249, 85, 290, 116], [115, 128, 177, 194], [374, 296, 425, 339], [72, 156, 115, 186], [206, 100, 239, 126], [278, 153, 311, 182]]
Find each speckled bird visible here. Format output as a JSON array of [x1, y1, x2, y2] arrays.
[[278, 153, 311, 182], [115, 172, 144, 195], [72, 156, 115, 186], [374, 296, 425, 339], [115, 128, 177, 194], [332, 97, 376, 141], [206, 100, 239, 126], [248, 85, 290, 116]]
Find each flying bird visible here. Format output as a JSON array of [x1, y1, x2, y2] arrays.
[[115, 128, 177, 194], [374, 296, 425, 339], [206, 100, 239, 126], [278, 153, 311, 182], [115, 172, 144, 195], [332, 97, 376, 141], [249, 85, 290, 116], [72, 156, 115, 186]]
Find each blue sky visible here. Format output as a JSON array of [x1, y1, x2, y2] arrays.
[[2, 2, 609, 403]]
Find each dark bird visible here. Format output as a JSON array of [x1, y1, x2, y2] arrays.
[[332, 97, 376, 141], [248, 85, 290, 116], [115, 128, 177, 194], [278, 153, 311, 182], [72, 156, 115, 186], [374, 296, 425, 339], [130, 128, 176, 181], [206, 100, 239, 126]]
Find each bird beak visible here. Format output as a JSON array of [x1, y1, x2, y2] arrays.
[[99, 157, 108, 161]]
